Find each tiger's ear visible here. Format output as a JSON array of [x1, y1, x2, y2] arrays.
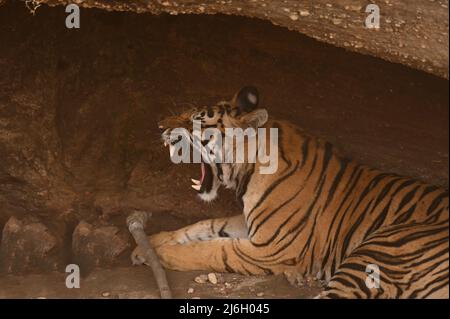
[[240, 108, 268, 129], [233, 86, 259, 113]]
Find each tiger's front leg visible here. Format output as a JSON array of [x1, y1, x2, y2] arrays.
[[131, 215, 247, 265], [156, 214, 248, 246], [153, 238, 285, 275]]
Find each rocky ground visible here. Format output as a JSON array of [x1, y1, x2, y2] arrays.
[[0, 267, 323, 299], [0, 2, 448, 298]]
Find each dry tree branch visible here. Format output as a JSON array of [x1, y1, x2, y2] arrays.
[[127, 210, 172, 299]]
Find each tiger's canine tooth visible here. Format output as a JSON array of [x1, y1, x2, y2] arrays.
[[192, 184, 201, 191], [191, 178, 201, 185]]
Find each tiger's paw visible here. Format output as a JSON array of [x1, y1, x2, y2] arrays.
[[130, 245, 147, 266], [130, 243, 182, 270], [130, 231, 182, 266]]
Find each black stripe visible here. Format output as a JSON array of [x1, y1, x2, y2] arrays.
[[221, 246, 235, 273], [427, 191, 449, 215], [322, 157, 350, 213], [246, 160, 299, 221], [394, 185, 420, 215], [314, 142, 334, 193], [373, 177, 402, 208], [218, 222, 229, 238], [249, 175, 307, 239], [300, 137, 310, 168], [324, 165, 363, 247]]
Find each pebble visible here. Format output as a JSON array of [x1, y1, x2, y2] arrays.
[[257, 292, 265, 297], [345, 5, 362, 11], [208, 273, 218, 284], [289, 13, 299, 21], [101, 292, 110, 298], [299, 10, 310, 17], [194, 274, 208, 284], [187, 288, 195, 294]]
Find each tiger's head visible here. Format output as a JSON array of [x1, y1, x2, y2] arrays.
[[158, 86, 269, 202]]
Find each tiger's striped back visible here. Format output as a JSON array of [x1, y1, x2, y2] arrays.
[[243, 119, 449, 297]]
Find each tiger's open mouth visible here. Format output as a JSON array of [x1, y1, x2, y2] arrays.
[[191, 162, 213, 193], [161, 129, 215, 195]]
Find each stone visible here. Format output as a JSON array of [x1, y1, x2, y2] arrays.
[[194, 274, 209, 284], [0, 216, 64, 273], [299, 10, 310, 17], [289, 13, 299, 21], [207, 273, 218, 284], [72, 220, 131, 270]]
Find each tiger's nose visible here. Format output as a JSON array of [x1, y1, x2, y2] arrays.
[[158, 124, 165, 133]]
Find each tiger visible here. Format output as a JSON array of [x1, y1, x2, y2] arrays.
[[132, 86, 449, 299]]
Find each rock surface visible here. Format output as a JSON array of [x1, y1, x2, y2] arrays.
[[72, 221, 131, 270], [0, 216, 64, 273], [28, 0, 450, 79]]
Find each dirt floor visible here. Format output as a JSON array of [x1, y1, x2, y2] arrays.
[[0, 2, 448, 299]]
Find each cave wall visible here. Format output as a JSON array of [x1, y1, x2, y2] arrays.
[[0, 1, 448, 273], [28, 0, 450, 79]]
